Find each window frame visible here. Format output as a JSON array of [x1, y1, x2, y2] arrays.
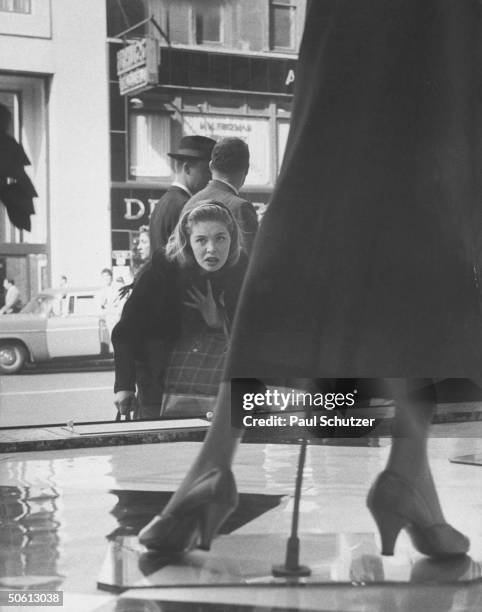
[[0, 90, 22, 244], [0, 0, 51, 38], [269, 0, 297, 52], [190, 0, 225, 46], [128, 110, 173, 182], [0, 0, 31, 14]]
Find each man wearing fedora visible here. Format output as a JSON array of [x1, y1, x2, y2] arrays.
[[149, 135, 216, 250]]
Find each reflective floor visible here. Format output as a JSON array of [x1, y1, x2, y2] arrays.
[[0, 421, 481, 611]]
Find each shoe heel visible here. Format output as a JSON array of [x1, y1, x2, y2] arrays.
[[369, 507, 406, 555], [198, 501, 234, 551]]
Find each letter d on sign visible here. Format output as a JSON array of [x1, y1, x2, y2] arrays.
[[124, 198, 146, 220]]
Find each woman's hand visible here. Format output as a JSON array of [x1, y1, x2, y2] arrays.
[[184, 280, 224, 328], [114, 390, 138, 417]]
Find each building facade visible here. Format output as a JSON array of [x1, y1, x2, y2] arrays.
[[107, 0, 305, 278], [0, 0, 110, 305]]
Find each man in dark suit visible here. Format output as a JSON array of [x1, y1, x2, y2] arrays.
[[183, 137, 258, 255], [149, 135, 216, 250]]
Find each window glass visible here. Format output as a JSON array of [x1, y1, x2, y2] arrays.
[[270, 0, 296, 50], [21, 294, 56, 316], [106, 0, 147, 38], [0, 91, 20, 243], [195, 0, 222, 44], [168, 1, 190, 44], [0, 76, 47, 245], [0, 91, 19, 141], [74, 295, 97, 316], [0, 0, 31, 13], [277, 120, 290, 172], [129, 113, 172, 179]]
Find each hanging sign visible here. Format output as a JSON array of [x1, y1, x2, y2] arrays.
[[117, 37, 159, 96]]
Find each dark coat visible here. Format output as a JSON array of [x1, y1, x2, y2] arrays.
[[112, 250, 248, 392], [149, 186, 190, 251], [183, 180, 258, 255], [225, 0, 482, 380]]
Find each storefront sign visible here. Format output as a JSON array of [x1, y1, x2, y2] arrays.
[[123, 197, 159, 221], [117, 38, 159, 96], [111, 188, 270, 232], [112, 250, 131, 266], [285, 69, 295, 86], [158, 48, 296, 94], [183, 114, 271, 186], [111, 189, 163, 230]]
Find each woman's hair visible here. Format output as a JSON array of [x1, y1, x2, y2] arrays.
[[165, 200, 242, 268], [138, 225, 149, 236]]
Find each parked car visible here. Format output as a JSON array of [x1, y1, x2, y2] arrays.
[[0, 287, 111, 374]]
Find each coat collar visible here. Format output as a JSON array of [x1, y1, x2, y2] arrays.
[[209, 178, 239, 196]]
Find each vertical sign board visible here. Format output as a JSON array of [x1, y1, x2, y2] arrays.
[[117, 38, 159, 96]]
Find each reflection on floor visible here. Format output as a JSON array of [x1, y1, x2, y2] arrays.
[[106, 490, 284, 543], [0, 485, 64, 590], [0, 426, 481, 611], [450, 453, 482, 466]]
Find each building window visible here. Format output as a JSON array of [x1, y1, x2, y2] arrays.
[[0, 91, 21, 243], [0, 0, 31, 13], [167, 2, 190, 45], [270, 0, 296, 50], [106, 0, 148, 38], [194, 0, 223, 44], [0, 90, 19, 137], [129, 113, 172, 179]]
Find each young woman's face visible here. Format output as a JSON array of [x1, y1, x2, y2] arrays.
[[189, 220, 231, 272], [138, 232, 150, 259]]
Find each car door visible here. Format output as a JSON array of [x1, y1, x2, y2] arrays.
[[46, 293, 101, 358]]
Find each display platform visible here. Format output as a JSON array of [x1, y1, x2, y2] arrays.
[[98, 532, 481, 591]]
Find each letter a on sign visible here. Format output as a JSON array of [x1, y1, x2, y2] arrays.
[[285, 69, 295, 86]]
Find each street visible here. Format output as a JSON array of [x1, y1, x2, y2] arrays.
[[0, 365, 116, 428]]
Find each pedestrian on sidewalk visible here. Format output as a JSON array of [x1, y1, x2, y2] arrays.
[[0, 278, 22, 314], [149, 136, 216, 251]]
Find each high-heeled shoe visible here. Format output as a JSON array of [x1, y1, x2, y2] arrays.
[[138, 468, 238, 553], [367, 470, 469, 558]]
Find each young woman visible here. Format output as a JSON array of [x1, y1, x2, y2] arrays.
[[112, 201, 247, 420], [138, 1, 476, 557], [136, 225, 151, 262]]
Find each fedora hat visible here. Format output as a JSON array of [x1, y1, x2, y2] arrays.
[[168, 135, 216, 160]]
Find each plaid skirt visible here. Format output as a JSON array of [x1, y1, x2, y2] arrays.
[[163, 329, 228, 397]]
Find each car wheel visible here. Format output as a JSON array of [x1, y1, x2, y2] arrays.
[[0, 343, 27, 374]]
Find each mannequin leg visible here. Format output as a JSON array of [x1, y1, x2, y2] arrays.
[[367, 378, 468, 556], [159, 380, 242, 510], [384, 378, 444, 522]]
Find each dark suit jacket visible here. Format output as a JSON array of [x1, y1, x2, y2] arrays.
[[183, 180, 258, 255], [149, 186, 190, 250], [112, 250, 248, 393]]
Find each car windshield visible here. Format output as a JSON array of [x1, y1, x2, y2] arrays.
[[21, 295, 61, 316]]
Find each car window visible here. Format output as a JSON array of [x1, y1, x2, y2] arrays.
[[73, 295, 97, 316], [21, 295, 58, 316]]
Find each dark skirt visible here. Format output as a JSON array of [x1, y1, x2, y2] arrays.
[[226, 0, 482, 381]]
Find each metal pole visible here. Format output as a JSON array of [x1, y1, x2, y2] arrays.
[[272, 435, 311, 577]]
